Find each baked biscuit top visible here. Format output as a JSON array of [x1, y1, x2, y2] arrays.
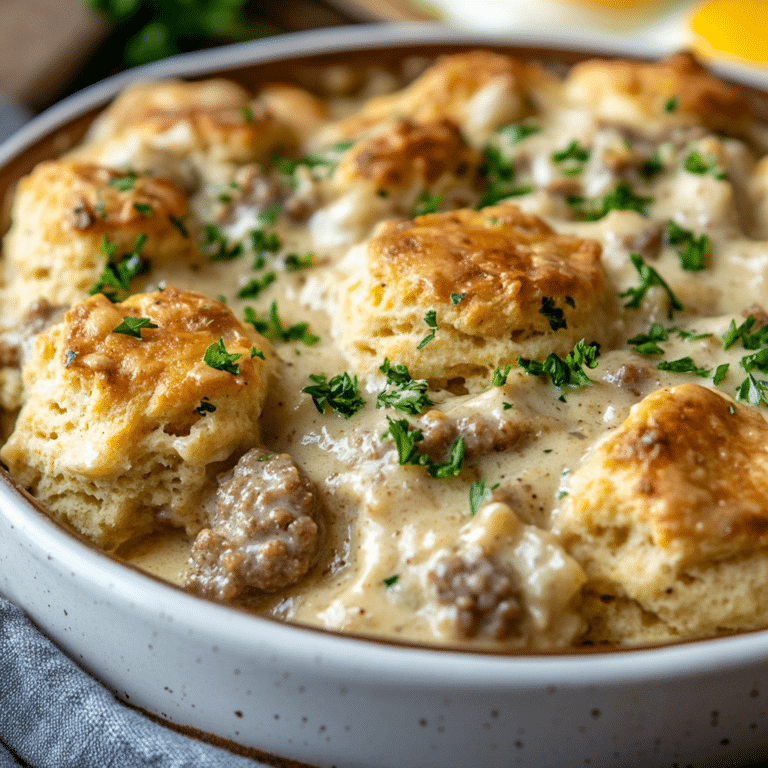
[[57, 287, 269, 422], [561, 384, 768, 561], [564, 51, 752, 137], [368, 203, 603, 337]]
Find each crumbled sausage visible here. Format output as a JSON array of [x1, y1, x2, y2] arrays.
[[185, 448, 321, 601], [623, 223, 663, 260], [418, 408, 525, 458], [603, 363, 654, 397], [428, 554, 522, 640], [0, 298, 66, 370]]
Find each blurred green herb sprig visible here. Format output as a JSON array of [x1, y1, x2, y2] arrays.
[[84, 0, 279, 67]]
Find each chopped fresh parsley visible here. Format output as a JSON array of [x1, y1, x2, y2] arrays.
[[240, 105, 255, 123], [620, 253, 683, 318], [203, 338, 242, 375], [657, 357, 710, 377], [722, 315, 768, 351], [628, 322, 667, 355], [244, 301, 319, 346], [450, 292, 465, 305], [302, 372, 365, 418], [478, 145, 529, 207], [195, 398, 216, 416], [376, 358, 433, 415], [250, 347, 264, 359], [417, 311, 438, 349], [740, 347, 768, 374], [567, 182, 653, 221], [491, 365, 511, 386], [237, 272, 276, 299], [169, 214, 189, 237], [411, 189, 442, 218], [683, 150, 727, 179], [499, 123, 540, 144], [551, 140, 589, 175], [205, 224, 243, 261], [737, 372, 768, 407], [112, 316, 158, 339], [638, 151, 664, 181], [132, 202, 153, 217], [469, 479, 491, 516], [257, 204, 280, 226], [539, 296, 568, 331], [384, 416, 465, 479], [284, 252, 314, 270], [713, 363, 729, 385], [517, 339, 599, 389], [665, 220, 708, 271], [664, 96, 678, 113], [89, 234, 149, 302], [383, 575, 399, 588], [108, 172, 137, 191], [250, 228, 281, 256]]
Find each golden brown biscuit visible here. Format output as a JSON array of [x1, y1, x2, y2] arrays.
[[77, 78, 297, 170], [0, 287, 272, 550], [332, 118, 482, 201], [564, 51, 752, 137], [1, 160, 196, 320], [334, 203, 606, 383], [323, 51, 557, 148], [554, 384, 768, 639]]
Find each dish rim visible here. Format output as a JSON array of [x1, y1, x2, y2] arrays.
[[3, 22, 768, 683]]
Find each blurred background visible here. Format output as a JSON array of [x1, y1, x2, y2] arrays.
[[0, 0, 762, 127]]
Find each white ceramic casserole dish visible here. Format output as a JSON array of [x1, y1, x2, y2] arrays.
[[3, 23, 768, 768]]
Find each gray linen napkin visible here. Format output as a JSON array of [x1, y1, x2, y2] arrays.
[[0, 596, 268, 768]]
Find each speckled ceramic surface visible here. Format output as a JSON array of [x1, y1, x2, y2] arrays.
[[3, 25, 768, 768]]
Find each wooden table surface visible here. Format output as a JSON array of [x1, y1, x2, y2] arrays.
[[0, 0, 435, 112]]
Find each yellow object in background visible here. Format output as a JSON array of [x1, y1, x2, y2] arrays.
[[691, 0, 768, 64]]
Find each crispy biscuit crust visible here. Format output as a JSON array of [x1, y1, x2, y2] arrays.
[[555, 384, 768, 638], [565, 51, 752, 135], [335, 204, 605, 381], [333, 118, 481, 194], [1, 160, 195, 320], [328, 51, 555, 145], [0, 288, 272, 549], [82, 78, 296, 166]]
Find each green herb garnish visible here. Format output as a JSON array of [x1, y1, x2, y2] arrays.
[[517, 339, 599, 389], [552, 140, 589, 175], [567, 182, 653, 221], [539, 296, 568, 331], [195, 398, 216, 416], [450, 292, 465, 305], [628, 322, 667, 355], [411, 189, 442, 218], [620, 253, 683, 318], [89, 234, 149, 302], [384, 416, 465, 479], [491, 365, 511, 387], [244, 301, 319, 345], [303, 372, 364, 418], [203, 338, 242, 375], [376, 358, 433, 415], [284, 252, 314, 270], [499, 123, 540, 144], [665, 220, 708, 271], [417, 310, 438, 349], [657, 357, 710, 377], [112, 316, 158, 338], [383, 575, 399, 588], [237, 272, 276, 299], [205, 224, 243, 261]]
